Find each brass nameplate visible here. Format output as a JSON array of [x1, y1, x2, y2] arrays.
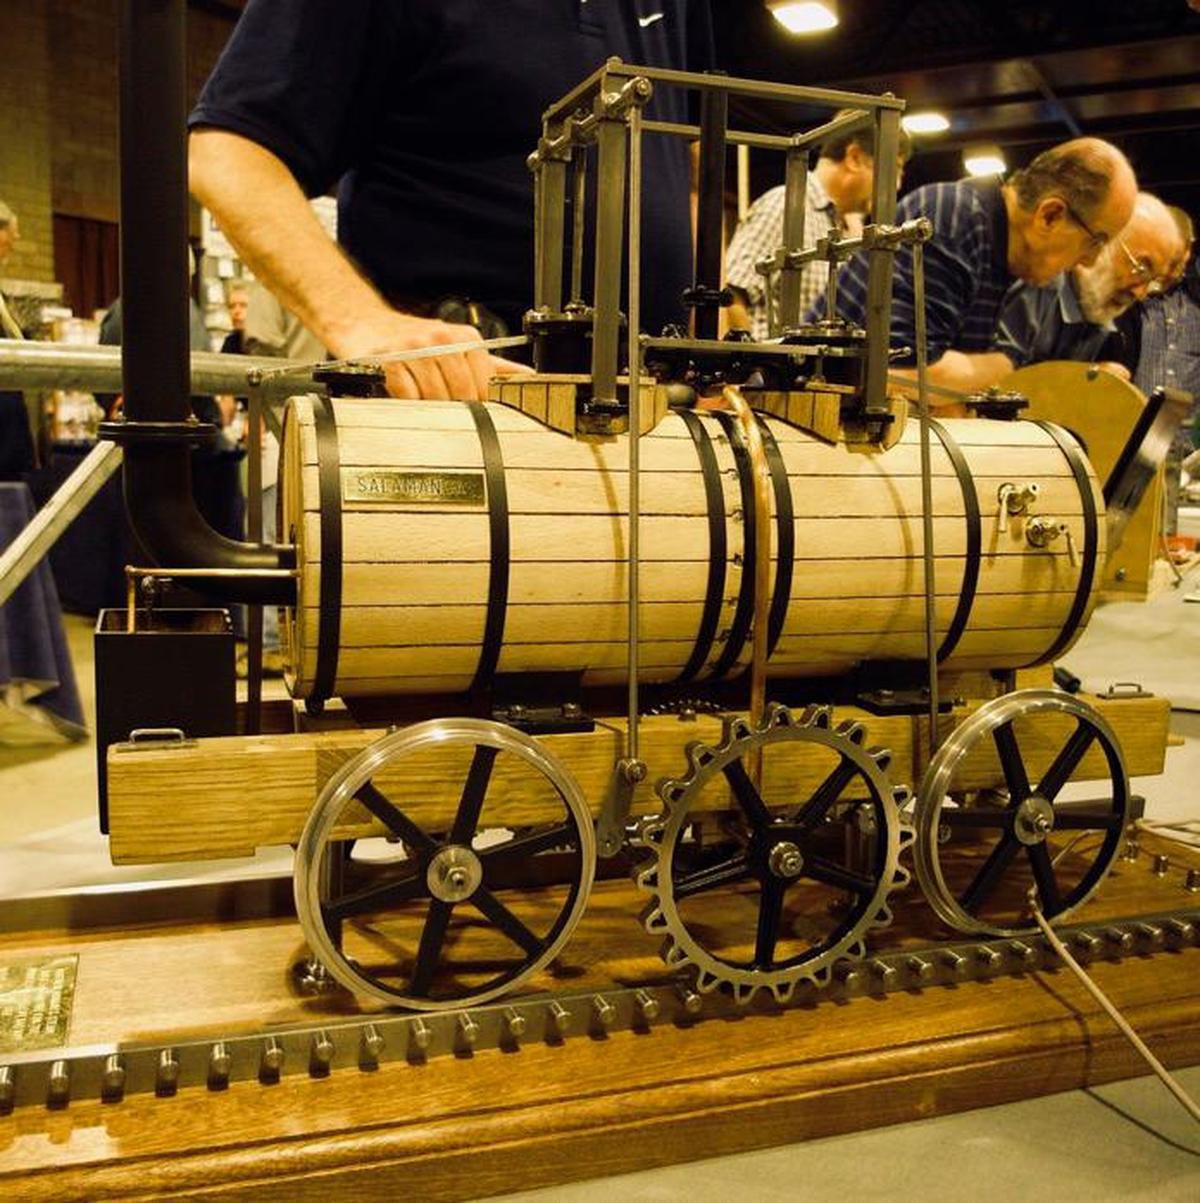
[[342, 469, 486, 506], [0, 954, 78, 1054]]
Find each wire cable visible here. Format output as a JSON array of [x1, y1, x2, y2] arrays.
[[1030, 905, 1200, 1127]]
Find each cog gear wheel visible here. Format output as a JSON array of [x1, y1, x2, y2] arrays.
[[636, 703, 912, 1005]]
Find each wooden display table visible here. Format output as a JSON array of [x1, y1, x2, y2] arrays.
[[2, 835, 1199, 1200]]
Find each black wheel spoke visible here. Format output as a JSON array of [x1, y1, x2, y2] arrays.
[[450, 744, 499, 845], [472, 888, 544, 956], [409, 898, 453, 997], [1027, 843, 1064, 914], [754, 877, 786, 969], [794, 756, 860, 831], [804, 855, 877, 895], [959, 835, 1020, 911], [940, 808, 1012, 829], [323, 873, 428, 922], [673, 851, 752, 900], [355, 782, 438, 855], [723, 760, 773, 829], [992, 723, 1031, 803], [1036, 723, 1098, 802], [479, 823, 577, 865]]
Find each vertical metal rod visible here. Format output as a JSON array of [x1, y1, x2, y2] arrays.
[[246, 391, 263, 734], [626, 107, 643, 765], [570, 150, 587, 304], [777, 147, 809, 333], [692, 84, 728, 342], [913, 242, 940, 754], [532, 158, 546, 310], [862, 106, 901, 414], [723, 385, 772, 785], [539, 147, 568, 315], [590, 98, 627, 404], [736, 142, 751, 222]]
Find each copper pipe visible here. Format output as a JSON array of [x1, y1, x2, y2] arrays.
[[722, 385, 774, 784]]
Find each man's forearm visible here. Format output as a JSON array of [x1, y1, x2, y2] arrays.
[[188, 129, 389, 358], [891, 349, 1016, 403]]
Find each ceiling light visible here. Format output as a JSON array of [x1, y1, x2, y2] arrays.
[[768, 1, 839, 35], [963, 144, 1007, 177], [902, 112, 950, 135]]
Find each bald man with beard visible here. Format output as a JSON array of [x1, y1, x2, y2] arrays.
[[994, 191, 1182, 379]]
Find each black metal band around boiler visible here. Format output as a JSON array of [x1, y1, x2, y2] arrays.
[[311, 392, 343, 705], [674, 408, 727, 684], [928, 419, 980, 662], [469, 402, 509, 690], [1027, 420, 1098, 667], [707, 409, 756, 682], [757, 416, 793, 658]]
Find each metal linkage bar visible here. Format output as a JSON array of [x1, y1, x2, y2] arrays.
[[3, 908, 1195, 1111], [625, 104, 645, 769], [641, 119, 793, 151], [0, 442, 122, 607], [914, 241, 940, 755], [861, 106, 904, 415], [777, 145, 810, 333], [0, 339, 307, 402], [544, 60, 906, 124]]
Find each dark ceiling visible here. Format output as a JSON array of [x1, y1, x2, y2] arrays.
[[195, 1, 1200, 213], [713, 0, 1200, 214]]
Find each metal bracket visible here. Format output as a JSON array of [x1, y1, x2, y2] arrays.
[[596, 756, 646, 858], [1101, 682, 1150, 699]]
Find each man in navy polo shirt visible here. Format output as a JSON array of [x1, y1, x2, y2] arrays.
[[189, 1, 714, 401], [806, 138, 1137, 401]]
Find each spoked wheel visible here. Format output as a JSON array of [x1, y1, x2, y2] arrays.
[[294, 718, 595, 1010], [637, 704, 912, 1004], [914, 689, 1130, 937]]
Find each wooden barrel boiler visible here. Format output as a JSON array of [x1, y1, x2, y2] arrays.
[[279, 397, 1105, 701]]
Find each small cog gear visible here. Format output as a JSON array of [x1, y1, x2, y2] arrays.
[[636, 703, 912, 1005]]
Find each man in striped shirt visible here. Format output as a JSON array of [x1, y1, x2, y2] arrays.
[[806, 138, 1137, 402], [724, 117, 911, 341]]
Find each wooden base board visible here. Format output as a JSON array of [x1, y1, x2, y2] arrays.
[[2, 835, 1200, 1200]]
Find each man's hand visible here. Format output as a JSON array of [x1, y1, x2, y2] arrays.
[[340, 311, 530, 401], [1095, 360, 1132, 382]]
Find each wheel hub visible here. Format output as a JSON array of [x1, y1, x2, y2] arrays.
[[1013, 795, 1055, 846], [767, 840, 805, 879], [426, 845, 483, 902]]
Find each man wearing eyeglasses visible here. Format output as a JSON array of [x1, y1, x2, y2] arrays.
[[995, 191, 1182, 377], [806, 137, 1136, 399]]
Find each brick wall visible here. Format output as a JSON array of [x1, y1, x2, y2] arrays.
[[1, 0, 235, 290], [0, 3, 54, 282]]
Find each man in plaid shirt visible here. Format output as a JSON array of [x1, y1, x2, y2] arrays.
[[724, 116, 911, 341]]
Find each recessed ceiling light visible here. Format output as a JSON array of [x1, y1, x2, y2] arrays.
[[902, 112, 951, 135], [963, 144, 1007, 177], [767, 1, 839, 35]]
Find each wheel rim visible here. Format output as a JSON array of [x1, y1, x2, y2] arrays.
[[294, 718, 595, 1010], [915, 689, 1130, 937], [639, 704, 911, 1004]]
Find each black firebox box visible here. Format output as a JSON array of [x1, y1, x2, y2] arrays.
[[94, 608, 236, 832]]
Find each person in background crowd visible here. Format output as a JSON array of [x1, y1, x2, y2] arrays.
[[0, 200, 36, 480], [993, 191, 1181, 378], [220, 283, 250, 355], [187, 0, 714, 401], [724, 116, 912, 340], [806, 138, 1137, 400], [1122, 206, 1200, 533]]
